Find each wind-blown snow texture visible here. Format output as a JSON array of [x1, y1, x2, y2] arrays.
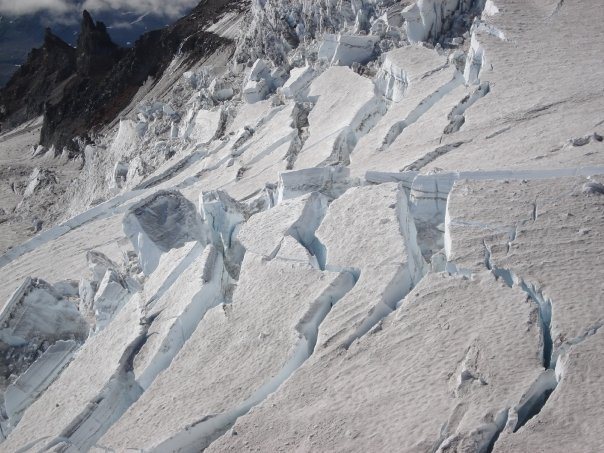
[[0, 0, 603, 451]]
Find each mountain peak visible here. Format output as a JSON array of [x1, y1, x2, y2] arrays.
[[76, 10, 121, 77], [81, 10, 96, 30], [0, 25, 76, 130], [43, 28, 72, 51]]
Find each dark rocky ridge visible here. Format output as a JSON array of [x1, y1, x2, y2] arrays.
[[76, 10, 123, 77], [0, 0, 242, 153], [0, 28, 76, 130], [0, 9, 202, 87]]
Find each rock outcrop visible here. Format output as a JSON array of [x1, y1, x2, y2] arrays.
[[0, 29, 75, 130], [75, 11, 122, 77]]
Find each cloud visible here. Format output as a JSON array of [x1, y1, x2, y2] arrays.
[[0, 0, 71, 16], [82, 0, 199, 18], [0, 0, 199, 18]]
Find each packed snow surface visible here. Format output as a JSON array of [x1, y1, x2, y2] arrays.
[[0, 0, 603, 450]]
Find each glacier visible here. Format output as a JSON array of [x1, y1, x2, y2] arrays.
[[0, 0, 603, 451]]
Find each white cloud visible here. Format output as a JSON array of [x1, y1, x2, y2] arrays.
[[0, 0, 71, 15], [0, 0, 199, 18], [82, 0, 199, 18]]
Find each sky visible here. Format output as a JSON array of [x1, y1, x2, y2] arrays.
[[0, 0, 200, 19]]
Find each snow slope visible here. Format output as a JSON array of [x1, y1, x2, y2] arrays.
[[0, 0, 603, 450]]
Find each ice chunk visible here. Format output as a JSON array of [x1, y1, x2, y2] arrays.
[[277, 166, 351, 202], [4, 340, 79, 431], [92, 269, 130, 332], [109, 119, 144, 156], [402, 0, 463, 43], [209, 78, 234, 101], [0, 279, 86, 411], [237, 192, 327, 259], [242, 59, 278, 104], [281, 66, 316, 100], [182, 108, 223, 143], [483, 0, 499, 16], [0, 278, 88, 349], [243, 78, 270, 104], [78, 278, 97, 321], [138, 101, 177, 120], [463, 32, 486, 84], [199, 190, 247, 250], [1, 296, 145, 452], [87, 250, 119, 284], [112, 160, 129, 189], [370, 15, 388, 37], [123, 190, 205, 275], [269, 66, 288, 88], [318, 34, 379, 66], [248, 59, 271, 82], [374, 51, 409, 102], [199, 190, 247, 278]]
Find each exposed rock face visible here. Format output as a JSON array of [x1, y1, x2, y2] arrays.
[[0, 29, 75, 130], [75, 11, 122, 77], [0, 8, 205, 88]]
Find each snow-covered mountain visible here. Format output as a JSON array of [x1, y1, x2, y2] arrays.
[[0, 0, 603, 451]]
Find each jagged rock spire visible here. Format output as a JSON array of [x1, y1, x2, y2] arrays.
[[0, 26, 76, 130], [76, 10, 121, 76], [42, 28, 73, 54], [82, 9, 95, 29]]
